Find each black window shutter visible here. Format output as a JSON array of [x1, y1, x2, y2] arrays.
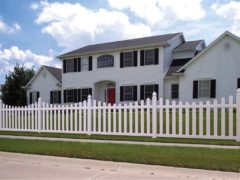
[[154, 84, 159, 98], [78, 58, 81, 72], [78, 89, 82, 102], [88, 56, 92, 71], [74, 58, 77, 72], [133, 86, 137, 101], [193, 81, 198, 99], [210, 79, 216, 98], [37, 92, 40, 100], [238, 78, 240, 89], [64, 90, 67, 103], [89, 88, 92, 96], [154, 48, 159, 64], [120, 52, 124, 68], [30, 92, 32, 104], [58, 91, 61, 103], [50, 91, 53, 104], [63, 60, 67, 73], [120, 86, 124, 101], [140, 85, 144, 100], [140, 50, 144, 66], [133, 51, 138, 67], [74, 89, 78, 102]]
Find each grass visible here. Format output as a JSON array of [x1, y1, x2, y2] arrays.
[[0, 130, 240, 146], [0, 138, 239, 172]]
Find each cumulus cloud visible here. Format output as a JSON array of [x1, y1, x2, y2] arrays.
[[108, 0, 206, 25], [0, 19, 21, 34], [33, 1, 151, 51], [212, 1, 240, 36]]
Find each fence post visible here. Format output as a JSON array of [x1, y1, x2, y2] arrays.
[[87, 95, 92, 135], [38, 98, 42, 133], [0, 100, 2, 130], [152, 92, 157, 138], [236, 89, 240, 141]]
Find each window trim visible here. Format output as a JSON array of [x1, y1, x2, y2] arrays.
[[97, 55, 114, 68], [198, 79, 211, 99], [144, 49, 155, 65], [123, 51, 134, 67]]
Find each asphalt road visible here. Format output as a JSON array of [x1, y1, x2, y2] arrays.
[[0, 152, 238, 180]]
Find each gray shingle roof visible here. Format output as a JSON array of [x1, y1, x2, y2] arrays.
[[165, 58, 191, 77], [173, 40, 204, 52], [58, 33, 182, 58], [44, 65, 62, 83]]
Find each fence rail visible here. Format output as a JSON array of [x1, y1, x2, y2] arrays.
[[0, 91, 240, 141]]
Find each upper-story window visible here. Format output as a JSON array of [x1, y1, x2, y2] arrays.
[[97, 55, 114, 68], [140, 48, 159, 66], [63, 56, 92, 73], [81, 57, 89, 72], [120, 51, 137, 68], [66, 59, 74, 72]]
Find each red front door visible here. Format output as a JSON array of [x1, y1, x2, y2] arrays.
[[107, 88, 115, 105]]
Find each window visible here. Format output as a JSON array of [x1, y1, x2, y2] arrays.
[[79, 88, 92, 102], [171, 84, 179, 99], [120, 86, 137, 101], [50, 91, 61, 104], [97, 55, 114, 68], [66, 59, 74, 72], [198, 80, 210, 98], [81, 58, 89, 72], [140, 84, 158, 100], [140, 48, 158, 66], [30, 91, 39, 104], [120, 51, 137, 68], [144, 49, 155, 65], [66, 90, 75, 103], [124, 52, 133, 67]]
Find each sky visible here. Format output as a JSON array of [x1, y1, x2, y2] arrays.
[[0, 0, 240, 84]]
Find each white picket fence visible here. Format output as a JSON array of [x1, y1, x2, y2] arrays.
[[0, 91, 240, 141]]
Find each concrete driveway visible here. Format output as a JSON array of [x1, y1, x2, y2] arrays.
[[0, 152, 238, 180]]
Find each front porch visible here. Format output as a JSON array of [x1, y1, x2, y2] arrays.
[[94, 80, 116, 104]]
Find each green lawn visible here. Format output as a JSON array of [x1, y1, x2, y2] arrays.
[[0, 131, 240, 146], [0, 138, 239, 172]]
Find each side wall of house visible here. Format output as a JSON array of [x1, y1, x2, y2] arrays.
[[179, 35, 240, 103], [27, 68, 61, 104]]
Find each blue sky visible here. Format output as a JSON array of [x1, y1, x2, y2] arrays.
[[0, 0, 239, 84]]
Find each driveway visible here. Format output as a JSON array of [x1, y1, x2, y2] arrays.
[[0, 152, 238, 180]]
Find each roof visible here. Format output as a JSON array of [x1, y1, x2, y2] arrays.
[[166, 58, 191, 77], [43, 65, 62, 83], [174, 40, 205, 52], [58, 32, 183, 58], [25, 65, 62, 88], [177, 31, 240, 73]]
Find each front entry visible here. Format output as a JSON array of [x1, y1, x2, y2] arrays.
[[107, 88, 115, 104]]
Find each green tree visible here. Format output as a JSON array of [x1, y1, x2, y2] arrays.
[[2, 64, 35, 106]]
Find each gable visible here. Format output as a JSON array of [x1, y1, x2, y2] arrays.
[[178, 31, 240, 73], [183, 34, 240, 77]]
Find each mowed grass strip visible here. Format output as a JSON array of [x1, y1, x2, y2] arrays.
[[0, 131, 240, 146], [0, 138, 239, 172]]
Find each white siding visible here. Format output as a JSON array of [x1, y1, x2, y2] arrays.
[[27, 68, 60, 104], [179, 35, 240, 102]]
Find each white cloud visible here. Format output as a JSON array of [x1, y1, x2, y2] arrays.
[[0, 19, 21, 34], [33, 1, 151, 51], [212, 1, 240, 36], [107, 0, 206, 25], [0, 46, 53, 65]]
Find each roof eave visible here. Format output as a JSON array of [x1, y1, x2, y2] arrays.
[[57, 42, 170, 59]]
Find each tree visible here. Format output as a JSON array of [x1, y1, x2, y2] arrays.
[[2, 64, 35, 106]]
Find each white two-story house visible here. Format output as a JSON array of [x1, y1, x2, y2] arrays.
[[57, 32, 205, 104]]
